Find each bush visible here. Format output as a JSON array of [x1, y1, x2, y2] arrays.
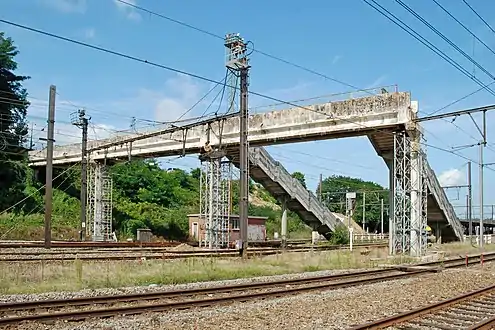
[[330, 225, 349, 245]]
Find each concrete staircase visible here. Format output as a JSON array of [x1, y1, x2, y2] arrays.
[[228, 147, 362, 239], [422, 158, 465, 241]]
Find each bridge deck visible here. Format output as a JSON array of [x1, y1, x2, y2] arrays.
[[29, 92, 412, 166], [28, 91, 463, 241]]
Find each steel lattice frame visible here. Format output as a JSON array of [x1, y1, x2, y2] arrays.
[[420, 151, 428, 256], [392, 131, 427, 256], [392, 131, 411, 254], [200, 158, 232, 248], [86, 162, 113, 241]]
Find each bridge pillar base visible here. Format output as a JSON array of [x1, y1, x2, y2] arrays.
[[86, 162, 113, 242]]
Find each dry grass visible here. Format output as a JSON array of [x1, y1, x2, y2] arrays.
[[429, 241, 495, 256], [0, 247, 414, 295]]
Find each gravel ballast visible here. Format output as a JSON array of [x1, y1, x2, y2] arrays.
[[6, 263, 495, 330]]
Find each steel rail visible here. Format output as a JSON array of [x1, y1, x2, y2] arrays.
[[0, 267, 396, 312], [349, 282, 495, 329], [0, 253, 492, 325], [0, 243, 388, 262]]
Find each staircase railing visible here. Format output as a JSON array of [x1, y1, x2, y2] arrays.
[[249, 147, 341, 231], [423, 157, 465, 240]]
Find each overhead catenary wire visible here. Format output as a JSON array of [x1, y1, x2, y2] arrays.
[[361, 0, 495, 97], [394, 0, 495, 82], [112, 0, 380, 96], [461, 0, 495, 36], [1, 19, 493, 170], [430, 0, 495, 58]]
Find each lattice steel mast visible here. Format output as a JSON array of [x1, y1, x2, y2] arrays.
[[390, 125, 428, 256], [198, 33, 249, 249]]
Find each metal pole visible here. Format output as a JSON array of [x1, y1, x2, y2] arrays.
[[239, 66, 249, 258], [467, 161, 472, 242], [480, 110, 486, 249], [380, 198, 384, 236], [80, 114, 88, 241], [362, 192, 366, 232], [44, 85, 56, 249], [281, 198, 287, 248], [479, 141, 484, 249], [318, 174, 322, 201]]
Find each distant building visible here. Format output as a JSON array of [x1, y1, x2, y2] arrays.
[[187, 214, 267, 244]]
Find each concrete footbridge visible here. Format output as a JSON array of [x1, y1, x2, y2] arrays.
[[28, 91, 465, 250]]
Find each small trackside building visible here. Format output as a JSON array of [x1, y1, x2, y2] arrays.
[[187, 214, 267, 244]]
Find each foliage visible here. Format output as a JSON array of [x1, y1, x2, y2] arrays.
[[291, 171, 307, 188], [0, 32, 31, 212], [318, 175, 389, 231], [329, 224, 349, 245]]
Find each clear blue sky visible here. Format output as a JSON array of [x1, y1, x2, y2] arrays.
[[2, 0, 495, 216]]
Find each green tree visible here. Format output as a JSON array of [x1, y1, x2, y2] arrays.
[[291, 171, 307, 188], [318, 175, 388, 231], [0, 32, 31, 212]]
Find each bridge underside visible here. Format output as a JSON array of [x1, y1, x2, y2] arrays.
[[369, 130, 464, 249], [27, 92, 465, 254], [226, 147, 364, 240]]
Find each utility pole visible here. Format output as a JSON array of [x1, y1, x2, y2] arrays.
[[362, 192, 366, 232], [479, 110, 486, 250], [449, 110, 487, 249], [29, 123, 34, 149], [467, 161, 472, 243], [318, 174, 323, 201], [380, 198, 384, 236], [225, 33, 250, 257], [72, 109, 90, 241], [43, 85, 56, 249]]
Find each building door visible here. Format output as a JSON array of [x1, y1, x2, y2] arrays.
[[192, 222, 199, 240]]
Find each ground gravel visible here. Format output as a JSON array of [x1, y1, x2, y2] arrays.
[[0, 268, 357, 304], [36, 264, 495, 330]]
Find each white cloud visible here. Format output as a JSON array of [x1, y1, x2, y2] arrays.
[[113, 0, 142, 21], [40, 0, 87, 13], [332, 55, 342, 65], [82, 28, 96, 40], [365, 75, 387, 90], [438, 168, 465, 187]]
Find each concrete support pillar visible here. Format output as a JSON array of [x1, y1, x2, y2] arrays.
[[281, 198, 288, 248], [410, 131, 422, 257], [93, 164, 103, 241], [386, 158, 395, 255], [435, 222, 442, 244], [87, 162, 113, 242]]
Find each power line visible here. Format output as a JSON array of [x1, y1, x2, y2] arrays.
[[113, 0, 378, 95], [417, 104, 495, 122], [431, 0, 495, 57], [425, 81, 495, 116], [461, 0, 495, 36], [2, 19, 489, 168], [361, 0, 495, 97], [394, 0, 495, 82]]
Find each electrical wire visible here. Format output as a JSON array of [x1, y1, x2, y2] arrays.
[[431, 0, 495, 57], [0, 162, 80, 215], [112, 0, 381, 96], [394, 0, 495, 82], [0, 18, 491, 169], [461, 0, 495, 36], [361, 0, 495, 97]]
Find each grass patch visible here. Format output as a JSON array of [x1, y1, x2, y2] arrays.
[[0, 246, 417, 295], [429, 241, 495, 256]]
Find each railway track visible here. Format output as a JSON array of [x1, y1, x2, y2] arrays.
[[0, 238, 319, 249], [0, 252, 492, 326], [350, 283, 495, 329], [0, 243, 388, 262]]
